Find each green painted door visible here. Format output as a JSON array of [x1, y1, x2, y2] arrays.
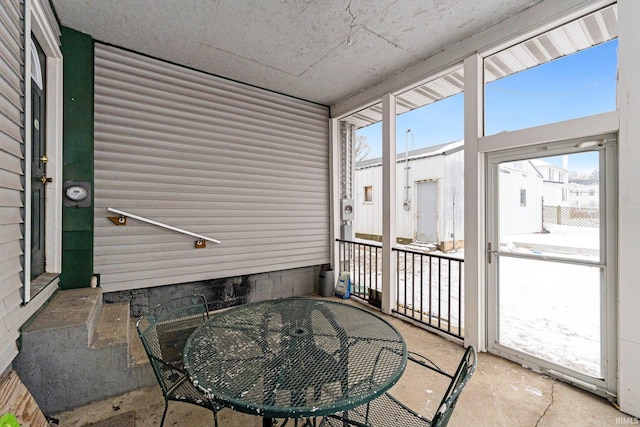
[[31, 36, 46, 279]]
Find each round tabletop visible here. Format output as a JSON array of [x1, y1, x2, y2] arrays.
[[183, 298, 407, 419]]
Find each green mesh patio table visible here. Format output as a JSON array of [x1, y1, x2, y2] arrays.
[[183, 298, 407, 426]]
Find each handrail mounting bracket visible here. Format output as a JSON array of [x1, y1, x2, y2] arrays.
[[108, 215, 127, 226]]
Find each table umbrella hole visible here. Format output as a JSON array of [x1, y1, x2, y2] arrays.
[[289, 327, 310, 337]]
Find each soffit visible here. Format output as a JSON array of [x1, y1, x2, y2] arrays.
[[51, 0, 547, 106]]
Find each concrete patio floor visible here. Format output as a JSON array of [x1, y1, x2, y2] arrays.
[[51, 296, 629, 426]]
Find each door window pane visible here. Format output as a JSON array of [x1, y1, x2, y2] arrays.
[[498, 151, 600, 262], [498, 257, 601, 378]]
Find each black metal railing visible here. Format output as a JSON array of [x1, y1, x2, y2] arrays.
[[336, 239, 465, 339], [337, 239, 382, 303], [393, 247, 464, 339]]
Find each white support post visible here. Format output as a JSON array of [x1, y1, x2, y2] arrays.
[[329, 118, 340, 273], [463, 54, 486, 351], [616, 0, 640, 418], [381, 93, 397, 314]]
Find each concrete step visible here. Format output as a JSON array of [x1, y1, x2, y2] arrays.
[[128, 320, 149, 367], [22, 287, 102, 346], [400, 242, 437, 253], [91, 302, 129, 349], [14, 287, 155, 415], [89, 299, 149, 367]]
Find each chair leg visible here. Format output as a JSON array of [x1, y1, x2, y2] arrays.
[[160, 401, 169, 427], [213, 409, 218, 427]]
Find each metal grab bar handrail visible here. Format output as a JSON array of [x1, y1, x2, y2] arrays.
[[107, 207, 221, 244]]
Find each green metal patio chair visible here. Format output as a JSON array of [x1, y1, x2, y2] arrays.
[[323, 345, 477, 427], [136, 294, 220, 427]]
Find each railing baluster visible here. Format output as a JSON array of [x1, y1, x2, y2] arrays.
[[403, 251, 408, 316], [396, 249, 400, 312], [419, 253, 424, 323], [367, 246, 372, 296], [356, 243, 360, 297], [375, 246, 379, 293], [410, 252, 415, 318], [359, 242, 363, 298], [447, 259, 452, 333], [428, 254, 433, 327], [458, 260, 463, 335], [437, 258, 442, 330]]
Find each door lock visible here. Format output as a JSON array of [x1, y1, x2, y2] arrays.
[[40, 175, 52, 184], [40, 155, 48, 163]]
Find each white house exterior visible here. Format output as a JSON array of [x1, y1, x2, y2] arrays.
[[531, 159, 600, 208], [498, 160, 545, 238], [354, 144, 545, 250], [354, 141, 464, 250], [569, 180, 600, 207], [531, 159, 571, 206]]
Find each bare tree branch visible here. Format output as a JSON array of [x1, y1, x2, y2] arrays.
[[355, 135, 371, 162]]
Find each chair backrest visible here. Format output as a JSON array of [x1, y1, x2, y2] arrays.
[[136, 295, 209, 394], [431, 345, 477, 427]]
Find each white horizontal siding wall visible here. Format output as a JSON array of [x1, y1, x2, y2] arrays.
[[94, 44, 330, 292]]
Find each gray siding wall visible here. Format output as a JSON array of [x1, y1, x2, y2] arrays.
[[0, 0, 59, 374], [0, 0, 25, 372], [94, 44, 330, 292]]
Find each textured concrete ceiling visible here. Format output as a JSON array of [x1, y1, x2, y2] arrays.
[[51, 0, 544, 106]]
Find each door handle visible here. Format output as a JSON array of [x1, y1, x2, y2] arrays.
[[40, 175, 52, 185]]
